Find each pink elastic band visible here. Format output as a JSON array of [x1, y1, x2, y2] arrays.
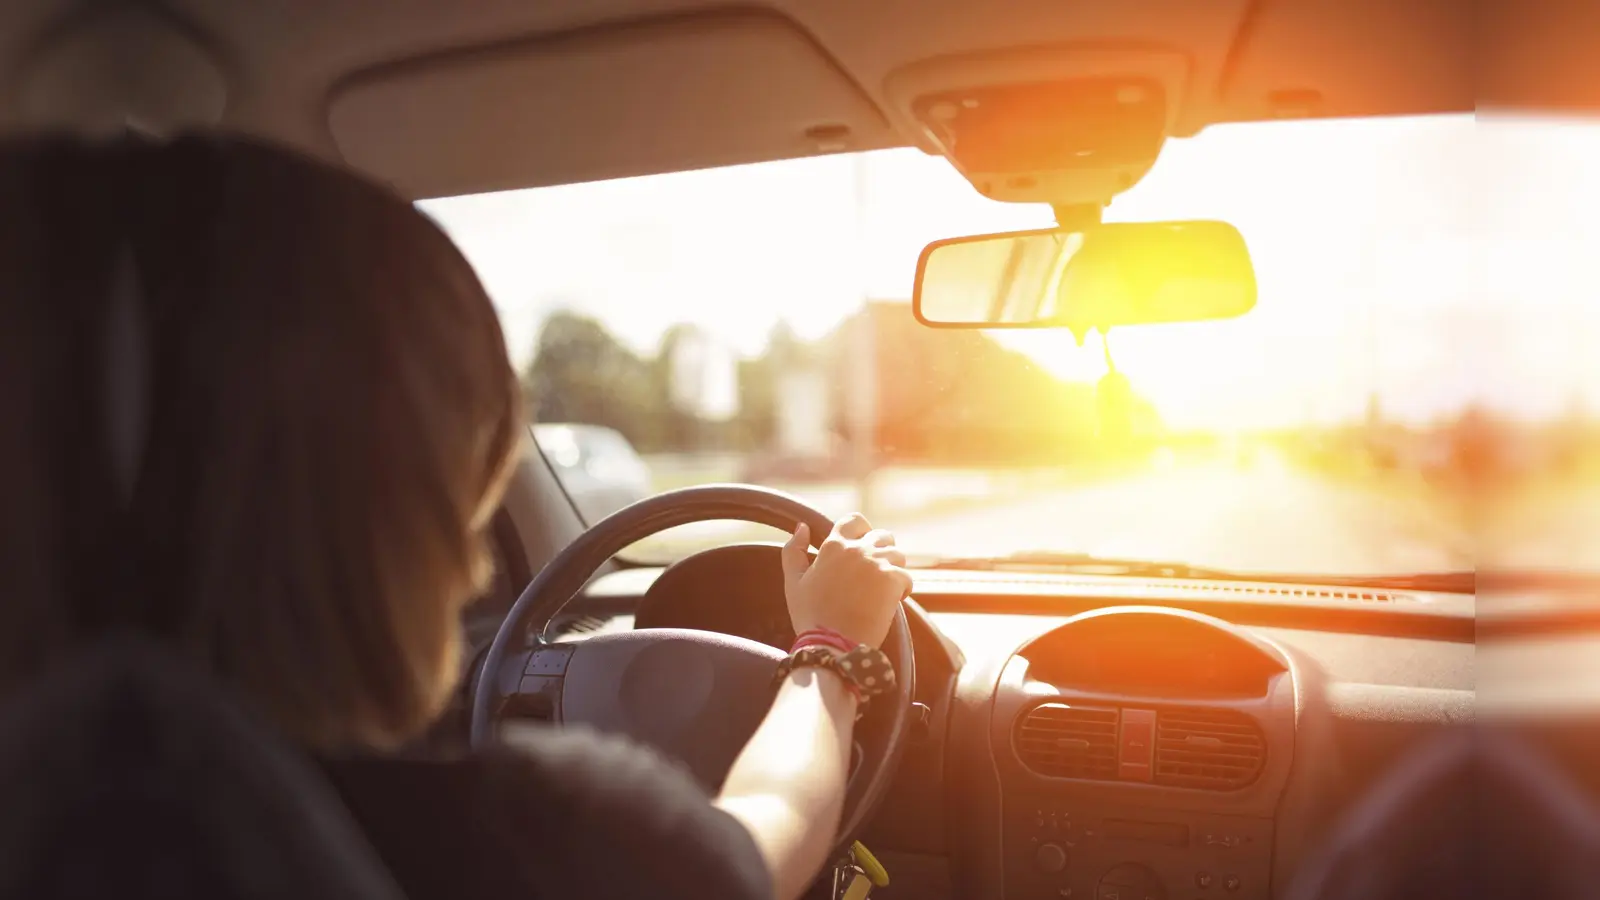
[[790, 627, 855, 655]]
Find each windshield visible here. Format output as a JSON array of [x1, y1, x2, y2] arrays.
[[420, 113, 1584, 582]]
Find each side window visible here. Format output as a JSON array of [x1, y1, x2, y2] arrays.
[[532, 425, 582, 474]]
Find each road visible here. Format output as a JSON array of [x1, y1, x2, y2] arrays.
[[1481, 476, 1600, 573], [888, 454, 1469, 576], [631, 451, 1471, 577]]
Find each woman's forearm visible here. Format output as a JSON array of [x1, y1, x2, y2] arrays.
[[714, 666, 859, 900], [722, 513, 907, 899]]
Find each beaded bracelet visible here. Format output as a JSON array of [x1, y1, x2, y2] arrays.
[[774, 642, 896, 710]]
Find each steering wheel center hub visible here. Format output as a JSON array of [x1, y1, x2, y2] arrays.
[[619, 637, 720, 741]]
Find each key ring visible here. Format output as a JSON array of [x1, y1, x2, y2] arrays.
[[830, 841, 889, 900]]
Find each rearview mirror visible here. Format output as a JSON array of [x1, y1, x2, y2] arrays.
[[912, 220, 1257, 338]]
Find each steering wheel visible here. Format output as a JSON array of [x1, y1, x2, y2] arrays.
[[470, 484, 916, 860]]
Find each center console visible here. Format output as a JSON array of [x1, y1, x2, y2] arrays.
[[1005, 791, 1276, 899], [988, 608, 1298, 899]]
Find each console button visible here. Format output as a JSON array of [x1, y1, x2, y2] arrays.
[[1118, 708, 1156, 781], [1035, 843, 1068, 874], [1100, 864, 1142, 886], [1224, 875, 1242, 891], [1098, 863, 1166, 900], [524, 645, 574, 676], [1195, 873, 1212, 888], [1096, 885, 1161, 900]]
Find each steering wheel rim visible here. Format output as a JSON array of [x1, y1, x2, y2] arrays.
[[471, 484, 916, 860]]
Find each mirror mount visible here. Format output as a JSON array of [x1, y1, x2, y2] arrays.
[[1051, 202, 1103, 232]]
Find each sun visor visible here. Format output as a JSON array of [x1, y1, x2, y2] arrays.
[[1479, 0, 1600, 114], [327, 10, 895, 200], [1212, 0, 1471, 123]]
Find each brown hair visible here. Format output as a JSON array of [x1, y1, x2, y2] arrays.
[[6, 134, 524, 751], [0, 138, 96, 687]]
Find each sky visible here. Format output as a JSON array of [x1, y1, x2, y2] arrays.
[[420, 112, 1595, 431]]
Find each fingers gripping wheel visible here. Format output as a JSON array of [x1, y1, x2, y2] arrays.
[[470, 485, 916, 859]]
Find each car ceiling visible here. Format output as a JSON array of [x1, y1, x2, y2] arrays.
[[2, 1, 1473, 199]]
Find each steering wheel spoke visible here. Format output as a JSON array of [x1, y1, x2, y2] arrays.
[[492, 643, 574, 723]]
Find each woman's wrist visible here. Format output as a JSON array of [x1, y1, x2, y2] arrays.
[[777, 638, 897, 716], [784, 640, 863, 706], [790, 662, 862, 709], [788, 632, 865, 705], [791, 626, 857, 655]]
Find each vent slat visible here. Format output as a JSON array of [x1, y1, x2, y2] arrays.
[[1024, 723, 1113, 733], [1163, 724, 1256, 730], [1017, 704, 1266, 789], [1015, 704, 1119, 779], [1158, 743, 1254, 755], [1154, 709, 1265, 790], [1159, 720, 1258, 731]]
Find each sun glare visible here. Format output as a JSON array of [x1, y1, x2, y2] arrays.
[[420, 111, 1551, 576]]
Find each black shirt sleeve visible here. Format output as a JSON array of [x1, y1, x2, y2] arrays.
[[487, 724, 773, 900], [323, 724, 773, 900]]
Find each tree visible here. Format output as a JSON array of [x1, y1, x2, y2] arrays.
[[651, 324, 701, 451], [523, 310, 663, 448], [520, 303, 1153, 464], [813, 302, 1107, 465]]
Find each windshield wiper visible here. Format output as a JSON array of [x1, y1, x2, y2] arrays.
[[914, 551, 1476, 594]]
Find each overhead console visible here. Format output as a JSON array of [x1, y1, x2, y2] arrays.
[[991, 607, 1296, 900], [882, 48, 1192, 206]]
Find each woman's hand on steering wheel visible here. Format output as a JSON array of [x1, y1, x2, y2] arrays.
[[781, 513, 910, 648], [471, 484, 916, 883]]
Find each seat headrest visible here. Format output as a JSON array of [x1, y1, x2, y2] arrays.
[[1287, 727, 1600, 900], [0, 636, 406, 900]]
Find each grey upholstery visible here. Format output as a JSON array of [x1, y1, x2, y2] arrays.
[[1287, 727, 1600, 900], [0, 636, 406, 900]]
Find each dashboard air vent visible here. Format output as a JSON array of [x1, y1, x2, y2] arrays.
[[1154, 708, 1266, 789], [1015, 704, 1118, 779], [551, 614, 613, 639]]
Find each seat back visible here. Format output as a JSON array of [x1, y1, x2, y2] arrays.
[[0, 636, 407, 900], [1287, 727, 1600, 900]]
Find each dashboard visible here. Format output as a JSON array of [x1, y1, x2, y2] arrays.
[[988, 609, 1296, 900], [542, 546, 1475, 900]]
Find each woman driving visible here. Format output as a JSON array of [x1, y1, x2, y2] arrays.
[[7, 133, 910, 900]]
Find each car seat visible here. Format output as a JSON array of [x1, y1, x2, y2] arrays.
[[1286, 726, 1600, 900], [0, 635, 407, 900]]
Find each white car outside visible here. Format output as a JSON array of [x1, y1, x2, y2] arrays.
[[532, 424, 653, 523]]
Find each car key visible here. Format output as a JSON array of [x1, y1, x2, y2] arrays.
[[831, 841, 888, 900], [839, 865, 873, 900]]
